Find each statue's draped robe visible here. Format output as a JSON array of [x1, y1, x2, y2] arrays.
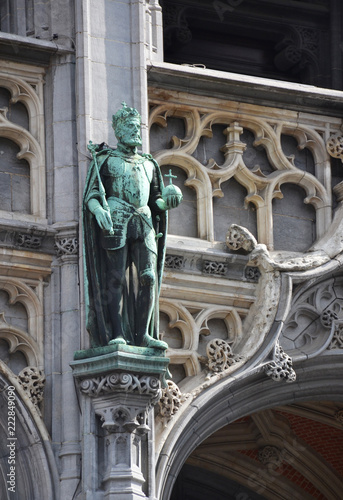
[[83, 148, 167, 347]]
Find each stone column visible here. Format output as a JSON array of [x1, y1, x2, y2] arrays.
[[71, 345, 169, 500]]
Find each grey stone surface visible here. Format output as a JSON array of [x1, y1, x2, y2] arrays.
[[272, 183, 316, 251], [213, 178, 258, 241]]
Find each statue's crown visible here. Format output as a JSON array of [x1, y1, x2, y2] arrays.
[[112, 102, 140, 129]]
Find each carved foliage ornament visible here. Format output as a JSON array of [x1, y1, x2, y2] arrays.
[[328, 322, 343, 350], [264, 344, 296, 383], [18, 366, 45, 407], [206, 338, 243, 373], [157, 380, 188, 426], [55, 237, 79, 257]]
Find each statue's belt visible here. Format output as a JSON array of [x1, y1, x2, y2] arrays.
[[107, 197, 154, 232]]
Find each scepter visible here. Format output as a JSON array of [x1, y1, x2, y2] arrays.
[[87, 140, 114, 235]]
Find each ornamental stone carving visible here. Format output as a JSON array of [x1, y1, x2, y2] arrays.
[[164, 254, 185, 269], [326, 131, 343, 162], [206, 338, 243, 373], [80, 372, 162, 402], [157, 380, 188, 426], [264, 344, 296, 383], [328, 322, 343, 350], [18, 366, 46, 408], [54, 237, 79, 257], [334, 409, 343, 425], [203, 260, 228, 276], [226, 224, 258, 253], [16, 233, 42, 249]]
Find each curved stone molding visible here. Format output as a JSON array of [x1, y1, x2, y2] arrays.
[[80, 372, 162, 402], [281, 277, 343, 357], [264, 343, 296, 383], [18, 366, 46, 408], [157, 380, 188, 427], [206, 338, 243, 374], [0, 276, 47, 367]]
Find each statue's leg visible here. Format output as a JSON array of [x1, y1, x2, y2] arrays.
[[132, 241, 167, 349], [105, 246, 128, 344]]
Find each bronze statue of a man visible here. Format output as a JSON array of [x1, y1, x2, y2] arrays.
[[83, 103, 181, 349]]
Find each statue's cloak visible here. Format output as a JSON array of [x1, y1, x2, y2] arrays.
[[82, 147, 167, 347]]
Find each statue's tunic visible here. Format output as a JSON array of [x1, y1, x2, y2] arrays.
[[100, 155, 157, 255]]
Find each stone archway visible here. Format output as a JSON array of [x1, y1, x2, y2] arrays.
[[157, 356, 343, 500], [0, 373, 58, 500]]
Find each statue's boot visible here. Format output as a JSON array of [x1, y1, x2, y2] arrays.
[[141, 334, 168, 350]]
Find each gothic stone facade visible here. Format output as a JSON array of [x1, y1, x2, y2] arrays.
[[0, 1, 343, 499]]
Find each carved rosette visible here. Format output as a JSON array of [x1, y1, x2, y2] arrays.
[[326, 132, 343, 162], [206, 338, 243, 374], [18, 366, 46, 408], [157, 380, 188, 426], [264, 344, 296, 383]]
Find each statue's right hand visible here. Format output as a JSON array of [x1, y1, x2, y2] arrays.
[[94, 207, 113, 231]]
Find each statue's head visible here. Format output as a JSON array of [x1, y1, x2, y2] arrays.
[[112, 102, 142, 148]]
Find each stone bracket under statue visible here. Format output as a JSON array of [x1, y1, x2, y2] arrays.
[[71, 344, 169, 500]]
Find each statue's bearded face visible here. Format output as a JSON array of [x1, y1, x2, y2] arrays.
[[117, 117, 142, 148]]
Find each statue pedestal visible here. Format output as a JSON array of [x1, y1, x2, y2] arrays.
[[71, 345, 169, 500]]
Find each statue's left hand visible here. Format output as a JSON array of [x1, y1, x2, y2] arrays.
[[157, 195, 182, 211]]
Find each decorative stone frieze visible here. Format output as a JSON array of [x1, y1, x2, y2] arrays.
[[264, 343, 296, 383], [164, 254, 185, 269], [203, 260, 228, 276], [206, 338, 243, 374], [157, 380, 188, 427], [18, 366, 45, 407], [80, 372, 161, 402], [245, 266, 261, 282], [16, 233, 42, 249]]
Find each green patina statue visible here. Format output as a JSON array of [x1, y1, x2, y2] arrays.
[[83, 103, 182, 350]]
